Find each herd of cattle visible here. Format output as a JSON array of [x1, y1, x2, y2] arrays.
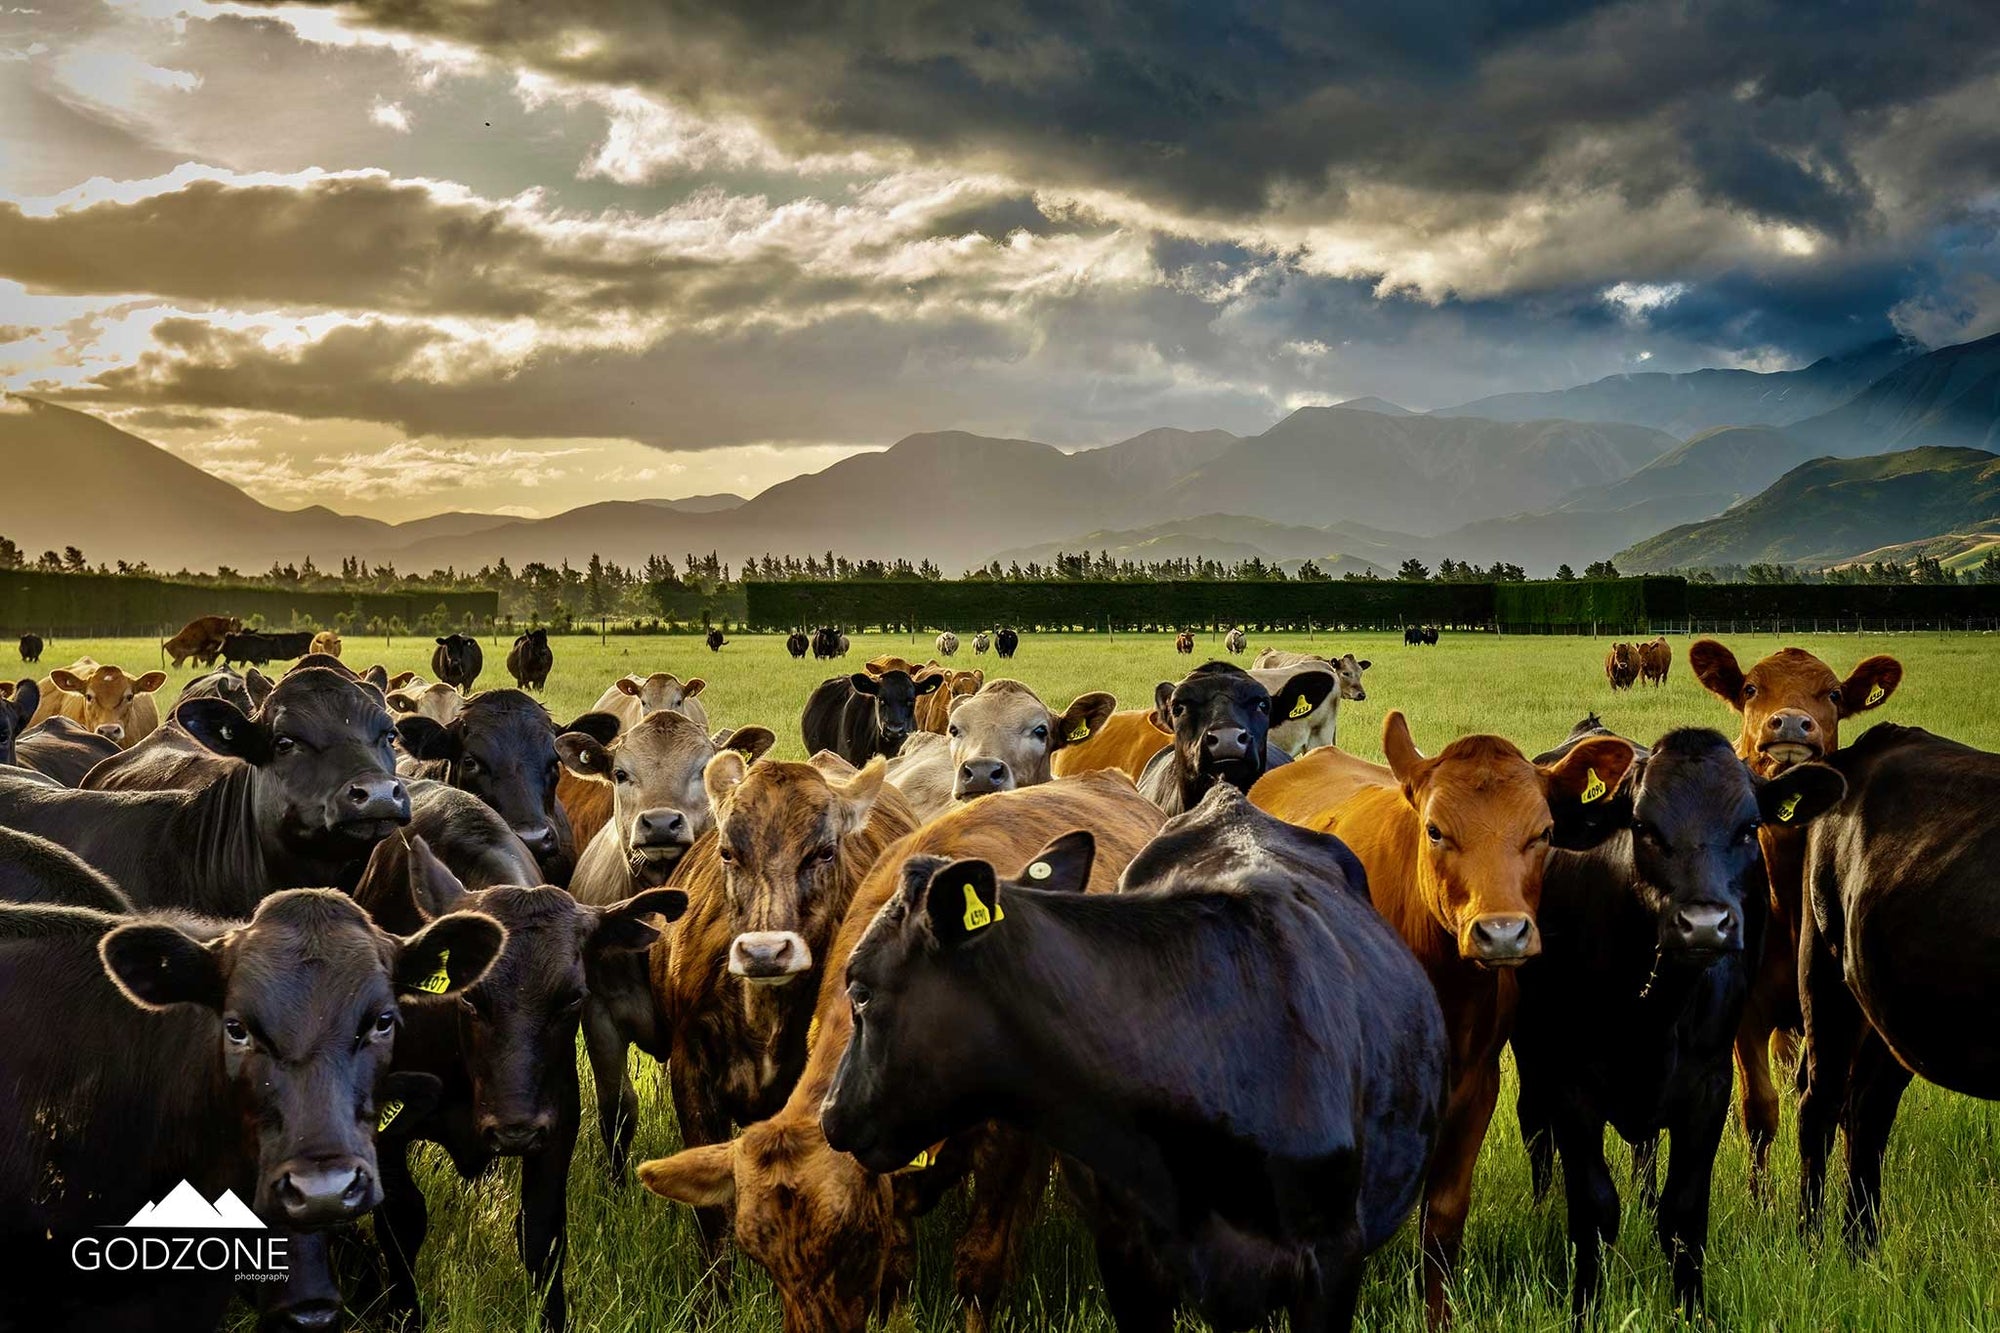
[[0, 617, 1992, 1333]]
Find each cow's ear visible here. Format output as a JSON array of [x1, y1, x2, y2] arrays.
[[638, 1142, 737, 1208], [719, 725, 776, 763], [828, 757, 886, 838], [393, 911, 506, 998], [1357, 659, 1372, 671], [561, 711, 623, 745], [361, 665, 389, 691], [100, 922, 227, 1011], [133, 672, 167, 695], [435, 637, 449, 646], [395, 716, 459, 761], [8, 679, 37, 723], [704, 749, 748, 814], [913, 673, 944, 696], [682, 678, 706, 698], [590, 888, 689, 954], [1757, 762, 1846, 829], [923, 858, 1005, 948], [556, 732, 611, 779], [1150, 680, 1176, 731], [615, 676, 643, 697], [1270, 670, 1335, 725], [405, 836, 469, 919], [848, 672, 881, 696], [177, 697, 273, 764], [1688, 640, 1746, 708], [1545, 736, 1638, 850], [1050, 692, 1116, 751], [388, 671, 418, 690], [1838, 656, 1902, 718], [1012, 829, 1095, 894], [1382, 711, 1433, 804], [49, 669, 86, 694]]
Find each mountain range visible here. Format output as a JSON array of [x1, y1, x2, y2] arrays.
[[6, 326, 2000, 578]]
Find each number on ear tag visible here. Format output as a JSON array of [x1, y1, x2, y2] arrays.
[[1865, 684, 1886, 706], [1067, 721, 1092, 742], [1776, 792, 1802, 823], [377, 1100, 404, 1133], [1287, 694, 1314, 720], [417, 949, 453, 995], [1581, 770, 1607, 804], [962, 883, 1001, 932]]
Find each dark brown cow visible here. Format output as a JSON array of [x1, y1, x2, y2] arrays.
[[1639, 636, 1671, 686], [1175, 631, 1194, 654], [640, 772, 1165, 1333], [1605, 642, 1640, 690], [163, 614, 241, 668], [1688, 638, 1901, 1195]]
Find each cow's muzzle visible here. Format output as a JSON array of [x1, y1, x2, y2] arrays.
[[729, 930, 812, 983]]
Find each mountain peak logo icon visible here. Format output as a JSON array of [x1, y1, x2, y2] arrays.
[[120, 1180, 265, 1230]]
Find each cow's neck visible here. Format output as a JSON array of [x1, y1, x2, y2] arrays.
[[166, 767, 269, 903]]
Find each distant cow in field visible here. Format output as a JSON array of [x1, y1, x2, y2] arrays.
[[973, 631, 991, 654], [590, 673, 708, 731], [995, 628, 1019, 659], [1639, 636, 1670, 685], [309, 630, 343, 658], [802, 669, 943, 765], [1175, 631, 1195, 654], [1137, 661, 1331, 814], [17, 634, 41, 663], [432, 633, 483, 692], [787, 632, 809, 659], [1223, 626, 1247, 654], [706, 628, 727, 652], [30, 658, 168, 749], [1606, 641, 1641, 690], [164, 614, 241, 667], [1405, 625, 1440, 646], [935, 631, 958, 657], [810, 627, 843, 660], [508, 628, 554, 689]]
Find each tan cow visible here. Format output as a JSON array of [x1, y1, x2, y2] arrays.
[[591, 673, 710, 731], [883, 679, 1116, 820], [29, 659, 167, 749], [308, 630, 343, 658], [914, 666, 982, 734], [385, 679, 465, 727]]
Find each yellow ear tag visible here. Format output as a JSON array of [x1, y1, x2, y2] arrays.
[[961, 883, 1000, 932], [1865, 684, 1886, 706], [893, 1142, 946, 1175], [1776, 792, 1802, 823], [1067, 721, 1092, 742], [377, 1100, 404, 1133], [1288, 694, 1314, 720], [1581, 770, 1607, 804], [417, 949, 452, 995]]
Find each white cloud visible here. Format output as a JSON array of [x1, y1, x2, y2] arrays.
[[369, 99, 411, 133]]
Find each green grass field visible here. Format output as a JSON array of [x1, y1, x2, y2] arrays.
[[31, 629, 2000, 1331]]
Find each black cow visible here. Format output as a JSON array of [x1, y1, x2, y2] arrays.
[[1798, 725, 2000, 1252], [432, 633, 484, 692], [221, 629, 315, 666], [1137, 661, 1331, 814], [801, 669, 943, 765], [811, 626, 843, 660], [18, 633, 42, 662], [13, 715, 121, 786], [508, 628, 554, 690], [407, 778, 545, 890], [395, 690, 621, 885], [995, 627, 1019, 659], [706, 627, 727, 652], [786, 632, 809, 658], [0, 677, 39, 766], [0, 826, 129, 911], [353, 838, 685, 1332], [182, 664, 274, 714], [0, 888, 502, 1331], [0, 667, 410, 913], [822, 788, 1448, 1333], [1513, 729, 1844, 1316]]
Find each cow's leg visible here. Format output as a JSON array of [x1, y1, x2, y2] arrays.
[[1842, 1028, 1913, 1255], [1292, 1227, 1364, 1333], [518, 1080, 579, 1333], [375, 1141, 428, 1323], [1733, 1015, 1781, 1202], [1421, 1057, 1501, 1328], [1630, 1133, 1661, 1214], [955, 1133, 1049, 1333], [1554, 1111, 1618, 1318], [669, 1059, 735, 1308], [1658, 1072, 1728, 1316], [1514, 1053, 1556, 1204], [1797, 907, 1863, 1241], [582, 998, 638, 1180], [1091, 1226, 1176, 1333]]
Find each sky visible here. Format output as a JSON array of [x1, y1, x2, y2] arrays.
[[3, 0, 1998, 522]]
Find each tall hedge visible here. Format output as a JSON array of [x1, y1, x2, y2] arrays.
[[0, 570, 499, 637], [1494, 578, 1685, 632]]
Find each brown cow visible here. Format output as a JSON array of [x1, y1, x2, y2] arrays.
[[1638, 636, 1670, 686], [1605, 641, 1640, 690], [883, 679, 1116, 820], [1250, 711, 1634, 1324], [308, 630, 343, 658], [29, 659, 168, 749], [1688, 638, 1902, 1196], [914, 667, 982, 734], [163, 615, 241, 668], [639, 772, 1164, 1333], [591, 673, 709, 731], [1048, 708, 1170, 781], [650, 754, 918, 1301], [1175, 631, 1195, 654]]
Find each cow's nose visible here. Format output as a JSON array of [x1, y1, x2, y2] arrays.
[[955, 760, 1010, 798], [729, 931, 811, 983], [514, 823, 557, 855], [275, 1160, 375, 1226], [479, 1113, 555, 1155], [1766, 711, 1815, 736], [343, 776, 409, 823], [1466, 913, 1540, 964], [1202, 726, 1250, 761], [269, 1303, 340, 1332], [634, 808, 689, 847], [1666, 903, 1740, 954], [1350, 688, 1366, 701]]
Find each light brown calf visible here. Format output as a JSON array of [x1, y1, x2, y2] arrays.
[[29, 658, 167, 749]]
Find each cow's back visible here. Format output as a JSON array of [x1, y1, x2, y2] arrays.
[[1052, 709, 1167, 779], [1248, 746, 1395, 830]]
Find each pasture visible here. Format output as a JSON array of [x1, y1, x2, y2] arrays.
[[23, 628, 2000, 1331]]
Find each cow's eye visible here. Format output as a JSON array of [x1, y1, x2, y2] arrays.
[[1254, 699, 1269, 713], [370, 1009, 396, 1038], [612, 768, 631, 784], [848, 981, 872, 1012], [272, 737, 296, 756], [1030, 724, 1048, 741], [717, 846, 735, 864], [460, 757, 480, 775], [947, 725, 960, 738], [804, 845, 836, 869], [223, 1017, 251, 1046], [560, 990, 588, 1013], [1171, 702, 1187, 717], [1743, 684, 1758, 699], [1828, 689, 1843, 706], [1425, 823, 1444, 845]]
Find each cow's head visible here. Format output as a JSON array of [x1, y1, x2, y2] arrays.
[[100, 887, 502, 1224], [178, 666, 272, 717], [0, 678, 38, 766], [432, 634, 478, 676], [355, 837, 683, 1156], [1153, 662, 1332, 797], [396, 690, 619, 877], [1333, 653, 1371, 702], [1689, 640, 1902, 777], [1384, 710, 1635, 966], [177, 667, 411, 871], [705, 754, 888, 984], [847, 669, 942, 756], [616, 672, 705, 719], [558, 711, 776, 885], [49, 662, 166, 744], [945, 680, 1115, 799]]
